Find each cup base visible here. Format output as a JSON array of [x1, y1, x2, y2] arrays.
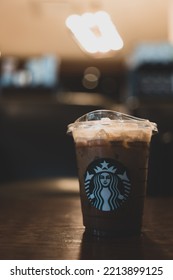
[[85, 227, 141, 238]]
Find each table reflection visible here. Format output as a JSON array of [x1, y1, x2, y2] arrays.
[[80, 231, 168, 260]]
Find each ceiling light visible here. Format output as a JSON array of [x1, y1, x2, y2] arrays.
[[66, 11, 123, 56]]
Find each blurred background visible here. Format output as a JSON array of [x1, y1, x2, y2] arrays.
[[0, 0, 173, 195]]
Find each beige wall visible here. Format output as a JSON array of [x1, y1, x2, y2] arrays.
[[0, 0, 171, 61], [169, 0, 173, 42]]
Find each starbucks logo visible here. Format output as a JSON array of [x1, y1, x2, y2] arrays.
[[84, 158, 131, 211]]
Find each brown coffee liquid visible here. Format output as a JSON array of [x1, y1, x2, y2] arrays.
[[75, 138, 150, 237]]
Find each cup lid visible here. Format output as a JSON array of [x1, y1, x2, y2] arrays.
[[67, 109, 158, 135]]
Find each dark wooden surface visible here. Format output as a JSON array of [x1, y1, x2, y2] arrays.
[[0, 178, 173, 260]]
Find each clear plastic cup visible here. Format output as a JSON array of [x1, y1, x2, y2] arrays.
[[67, 110, 158, 237]]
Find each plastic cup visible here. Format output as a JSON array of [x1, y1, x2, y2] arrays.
[[67, 110, 158, 237]]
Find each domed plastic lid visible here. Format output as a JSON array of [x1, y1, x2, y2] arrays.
[[67, 109, 158, 135]]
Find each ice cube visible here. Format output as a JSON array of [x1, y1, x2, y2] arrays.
[[95, 129, 109, 139]]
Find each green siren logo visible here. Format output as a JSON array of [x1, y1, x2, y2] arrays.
[[84, 158, 131, 211]]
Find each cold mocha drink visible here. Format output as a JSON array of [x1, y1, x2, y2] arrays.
[[67, 110, 157, 237]]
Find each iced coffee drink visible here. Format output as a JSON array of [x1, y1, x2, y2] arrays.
[[67, 110, 157, 237]]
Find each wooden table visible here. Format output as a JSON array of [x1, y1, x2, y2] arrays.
[[0, 178, 173, 260]]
